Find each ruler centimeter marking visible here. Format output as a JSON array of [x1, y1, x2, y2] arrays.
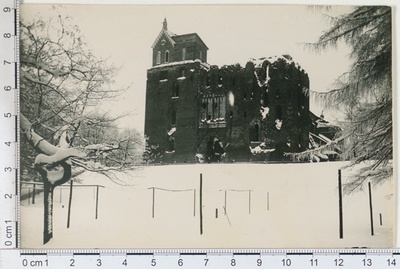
[[0, 0, 19, 251], [1, 249, 400, 268]]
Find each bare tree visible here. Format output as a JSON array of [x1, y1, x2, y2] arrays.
[[20, 14, 142, 244]]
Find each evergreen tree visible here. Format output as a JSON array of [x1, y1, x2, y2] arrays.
[[308, 6, 392, 192]]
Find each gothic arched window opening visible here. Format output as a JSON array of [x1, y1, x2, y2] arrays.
[[156, 51, 161, 65], [250, 123, 260, 142], [165, 50, 169, 63]]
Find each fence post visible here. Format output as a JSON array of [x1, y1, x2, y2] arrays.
[[95, 185, 99, 220], [368, 182, 374, 236], [32, 184, 36, 204], [193, 189, 196, 217], [200, 174, 203, 235], [248, 190, 251, 214], [67, 180, 73, 228], [338, 169, 343, 239], [224, 190, 227, 215], [152, 188, 155, 218]]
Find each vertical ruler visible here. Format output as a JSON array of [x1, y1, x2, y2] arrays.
[[0, 0, 19, 249]]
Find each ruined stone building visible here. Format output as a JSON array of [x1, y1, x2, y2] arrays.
[[144, 19, 310, 163]]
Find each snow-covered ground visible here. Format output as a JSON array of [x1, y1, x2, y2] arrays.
[[20, 162, 394, 249]]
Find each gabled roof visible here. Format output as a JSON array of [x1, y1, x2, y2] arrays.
[[152, 18, 208, 50], [151, 29, 176, 48]]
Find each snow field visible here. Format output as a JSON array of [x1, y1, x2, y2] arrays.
[[20, 162, 393, 248]]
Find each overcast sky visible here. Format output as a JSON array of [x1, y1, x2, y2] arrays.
[[21, 4, 354, 132]]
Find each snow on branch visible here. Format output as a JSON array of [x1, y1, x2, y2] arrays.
[[35, 148, 85, 166], [284, 137, 343, 162], [21, 113, 58, 156], [22, 112, 135, 176]]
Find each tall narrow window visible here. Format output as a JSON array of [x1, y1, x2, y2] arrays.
[[182, 48, 186, 60], [168, 137, 175, 152], [250, 123, 260, 141], [200, 94, 226, 125], [254, 124, 260, 141], [171, 109, 176, 125], [199, 50, 203, 61], [156, 51, 161, 65], [173, 83, 179, 97], [165, 50, 169, 63]]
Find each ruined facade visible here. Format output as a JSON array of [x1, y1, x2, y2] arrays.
[[145, 20, 310, 163]]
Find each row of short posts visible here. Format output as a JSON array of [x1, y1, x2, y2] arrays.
[[65, 182, 105, 228], [21, 182, 42, 205], [22, 181, 105, 233], [149, 187, 197, 219], [150, 174, 267, 235]]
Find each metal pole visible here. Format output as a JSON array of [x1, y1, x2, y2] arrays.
[[338, 169, 343, 239], [193, 189, 196, 217], [152, 188, 155, 218], [67, 180, 73, 228], [368, 182, 374, 236], [200, 174, 203, 235], [95, 185, 99, 220], [224, 190, 227, 215], [248, 190, 251, 214], [32, 184, 36, 204]]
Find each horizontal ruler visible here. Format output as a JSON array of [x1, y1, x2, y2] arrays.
[[1, 249, 400, 268]]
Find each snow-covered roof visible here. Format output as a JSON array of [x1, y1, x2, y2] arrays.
[[148, 59, 210, 70], [151, 29, 177, 48], [233, 55, 304, 72]]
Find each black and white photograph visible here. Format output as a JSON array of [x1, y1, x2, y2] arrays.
[[19, 4, 394, 248]]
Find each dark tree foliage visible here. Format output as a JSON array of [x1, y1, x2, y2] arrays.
[[309, 6, 392, 192]]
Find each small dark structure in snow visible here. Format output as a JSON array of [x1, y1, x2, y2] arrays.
[[145, 19, 311, 163]]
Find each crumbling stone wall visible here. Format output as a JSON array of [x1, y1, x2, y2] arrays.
[[145, 55, 310, 163]]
